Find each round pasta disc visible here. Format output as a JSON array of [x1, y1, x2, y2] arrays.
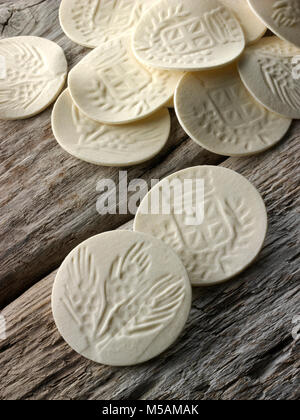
[[133, 0, 245, 71], [59, 0, 153, 49], [220, 0, 266, 44], [248, 0, 300, 48], [52, 231, 192, 366], [238, 36, 300, 119], [0, 36, 67, 120], [68, 36, 183, 124], [52, 89, 171, 167], [175, 65, 292, 156], [134, 166, 268, 286]]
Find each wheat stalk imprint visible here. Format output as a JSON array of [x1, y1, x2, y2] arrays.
[[0, 40, 60, 112], [61, 243, 185, 355], [71, 103, 163, 152], [71, 0, 144, 45], [152, 172, 255, 281], [257, 55, 300, 110], [272, 0, 300, 27]]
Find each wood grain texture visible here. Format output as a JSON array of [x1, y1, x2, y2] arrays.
[[0, 132, 299, 400], [0, 0, 224, 308]]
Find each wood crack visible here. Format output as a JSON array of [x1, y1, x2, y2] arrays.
[[246, 336, 294, 380], [0, 9, 13, 35]]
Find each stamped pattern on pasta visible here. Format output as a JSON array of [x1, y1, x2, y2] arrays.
[[134, 166, 268, 286], [60, 0, 153, 48], [71, 104, 165, 152], [51, 89, 171, 167], [219, 0, 266, 45], [0, 36, 67, 120], [248, 0, 300, 48], [272, 0, 300, 27], [257, 55, 300, 110], [52, 231, 191, 365], [61, 243, 185, 352], [68, 36, 182, 124], [238, 37, 300, 119], [133, 0, 245, 70], [175, 68, 292, 156]]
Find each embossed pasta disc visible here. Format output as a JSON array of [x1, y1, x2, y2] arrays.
[[59, 0, 153, 49], [68, 36, 183, 124], [133, 0, 245, 71], [0, 36, 67, 120], [175, 65, 292, 157], [220, 0, 266, 44], [248, 0, 300, 48], [238, 36, 300, 119], [52, 231, 192, 366], [52, 90, 171, 167], [134, 166, 268, 286]]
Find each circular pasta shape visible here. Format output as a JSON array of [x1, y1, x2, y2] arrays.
[[52, 231, 192, 366], [238, 36, 300, 119], [52, 89, 171, 167], [134, 166, 268, 286], [0, 36, 67, 120], [133, 0, 245, 71], [68, 36, 182, 124], [175, 65, 291, 156]]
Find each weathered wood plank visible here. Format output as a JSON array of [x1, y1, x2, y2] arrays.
[[0, 132, 299, 400], [0, 0, 224, 308]]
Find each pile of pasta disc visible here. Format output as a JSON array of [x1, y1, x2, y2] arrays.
[[56, 0, 300, 161], [1, 0, 299, 366], [1, 0, 299, 162]]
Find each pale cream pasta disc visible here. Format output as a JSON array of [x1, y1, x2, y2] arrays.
[[68, 36, 183, 124], [248, 0, 300, 48], [133, 0, 245, 71], [59, 0, 153, 48], [0, 36, 67, 120], [238, 36, 300, 119], [52, 89, 171, 167], [52, 231, 192, 366], [220, 0, 266, 44], [134, 166, 268, 286], [175, 65, 291, 156]]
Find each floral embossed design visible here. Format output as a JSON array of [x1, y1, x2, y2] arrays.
[[61, 243, 186, 357], [0, 40, 62, 113], [150, 172, 255, 282], [257, 55, 300, 110], [272, 0, 300, 27], [70, 0, 150, 46], [134, 2, 243, 66], [84, 39, 171, 118], [71, 104, 164, 152], [183, 80, 280, 152]]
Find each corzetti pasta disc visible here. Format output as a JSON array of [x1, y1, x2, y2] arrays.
[[52, 231, 192, 366], [248, 0, 300, 48], [238, 36, 300, 119], [133, 0, 245, 71]]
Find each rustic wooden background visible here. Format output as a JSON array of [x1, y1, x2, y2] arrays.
[[0, 0, 299, 400]]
